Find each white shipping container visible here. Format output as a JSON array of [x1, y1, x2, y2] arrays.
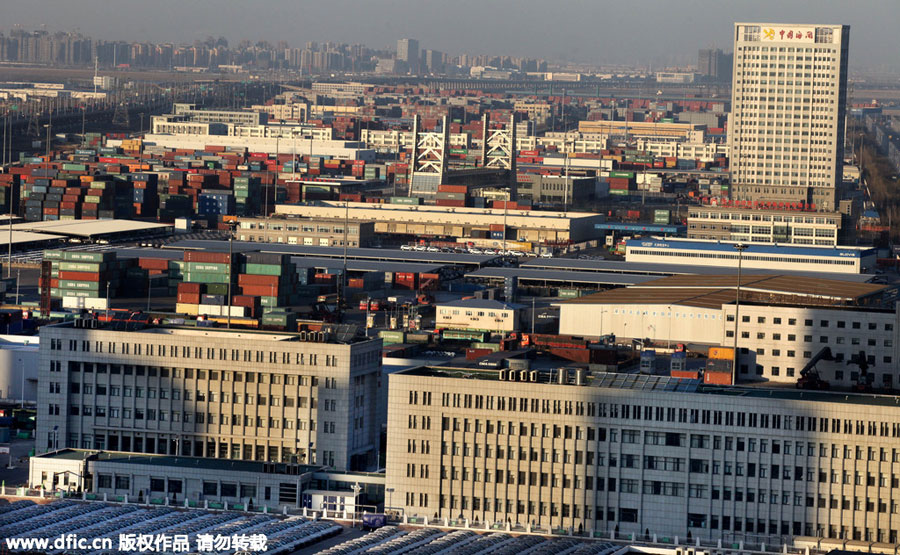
[[62, 296, 109, 310]]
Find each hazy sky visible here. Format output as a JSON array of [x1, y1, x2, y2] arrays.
[[5, 0, 899, 73]]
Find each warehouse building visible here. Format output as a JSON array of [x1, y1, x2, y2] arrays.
[[37, 320, 383, 471], [236, 216, 376, 247], [274, 202, 605, 246], [625, 238, 874, 274], [687, 206, 843, 247], [29, 449, 385, 513], [556, 274, 896, 386], [386, 367, 900, 544]]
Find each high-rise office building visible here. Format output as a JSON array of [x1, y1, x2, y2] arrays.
[[729, 23, 849, 211], [397, 38, 419, 74]]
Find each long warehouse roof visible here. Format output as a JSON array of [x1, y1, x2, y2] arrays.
[[466, 266, 658, 286], [10, 219, 171, 238], [114, 247, 443, 273], [167, 240, 499, 265], [521, 258, 876, 282]]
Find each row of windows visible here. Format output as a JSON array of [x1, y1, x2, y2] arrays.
[[627, 249, 857, 266], [429, 399, 900, 439], [48, 339, 379, 370], [105, 435, 320, 465]]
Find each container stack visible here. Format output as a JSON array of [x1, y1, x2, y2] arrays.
[[41, 250, 140, 309], [608, 171, 635, 196], [238, 252, 298, 309], [175, 251, 244, 318], [233, 176, 260, 215], [130, 173, 159, 218]]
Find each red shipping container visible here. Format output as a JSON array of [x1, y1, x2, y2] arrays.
[[58, 271, 102, 281], [178, 282, 202, 294], [671, 370, 700, 380], [436, 199, 465, 207], [465, 348, 493, 360], [138, 257, 170, 271], [183, 251, 233, 264], [238, 274, 280, 287], [177, 293, 201, 304], [239, 285, 279, 297]]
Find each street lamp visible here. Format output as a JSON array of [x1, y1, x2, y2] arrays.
[[732, 244, 748, 384], [385, 487, 395, 518], [351, 483, 362, 528]]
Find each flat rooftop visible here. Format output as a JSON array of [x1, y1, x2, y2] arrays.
[[399, 367, 900, 407], [466, 266, 658, 286], [315, 200, 601, 220], [51, 320, 372, 344], [35, 449, 322, 474], [627, 237, 876, 257], [559, 274, 889, 306], [520, 258, 877, 282], [11, 219, 172, 238]]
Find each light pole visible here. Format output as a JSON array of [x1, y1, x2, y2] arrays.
[[351, 483, 362, 528], [386, 487, 394, 518], [732, 244, 748, 385], [227, 222, 236, 329]]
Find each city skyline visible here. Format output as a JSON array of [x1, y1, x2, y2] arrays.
[[3, 0, 899, 73]]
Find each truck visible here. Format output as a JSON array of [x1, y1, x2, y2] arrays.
[[362, 513, 387, 530]]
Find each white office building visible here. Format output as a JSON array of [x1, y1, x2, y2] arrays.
[[37, 320, 383, 471], [729, 23, 850, 211]]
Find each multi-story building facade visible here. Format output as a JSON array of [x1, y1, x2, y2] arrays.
[[38, 321, 383, 471], [236, 216, 376, 247], [624, 238, 874, 274], [172, 103, 267, 126], [729, 23, 850, 211], [687, 206, 842, 246], [387, 367, 900, 544]]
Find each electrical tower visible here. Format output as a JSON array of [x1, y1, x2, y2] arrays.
[[408, 114, 449, 198], [481, 113, 518, 188]]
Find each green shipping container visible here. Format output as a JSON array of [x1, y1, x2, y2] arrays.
[[610, 171, 635, 179], [653, 210, 671, 224], [243, 263, 286, 276], [183, 272, 231, 284], [206, 283, 229, 296], [185, 262, 231, 273], [59, 280, 104, 290], [63, 251, 113, 263], [58, 262, 106, 272], [558, 288, 583, 298], [609, 189, 629, 196]]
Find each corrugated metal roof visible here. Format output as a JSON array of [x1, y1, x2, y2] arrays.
[[633, 274, 887, 301], [466, 267, 657, 286], [168, 239, 498, 265], [12, 219, 171, 238], [521, 258, 876, 282]]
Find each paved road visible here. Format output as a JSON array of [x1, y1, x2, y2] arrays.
[[0, 437, 36, 488]]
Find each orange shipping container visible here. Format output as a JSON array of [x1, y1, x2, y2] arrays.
[[708, 347, 735, 361], [704, 371, 733, 385]]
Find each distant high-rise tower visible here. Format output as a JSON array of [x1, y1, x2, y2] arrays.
[[697, 48, 732, 82], [397, 38, 419, 74], [729, 23, 849, 212]]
